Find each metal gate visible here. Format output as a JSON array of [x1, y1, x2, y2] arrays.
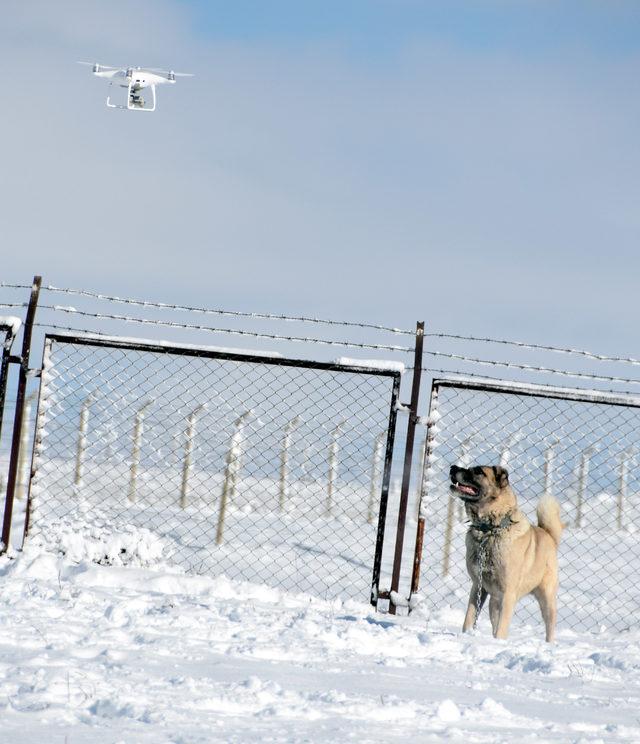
[[413, 377, 640, 633], [24, 332, 402, 603]]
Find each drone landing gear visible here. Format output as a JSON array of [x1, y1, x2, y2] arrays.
[[106, 82, 156, 112]]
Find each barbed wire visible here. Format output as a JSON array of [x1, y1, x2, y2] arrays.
[[4, 281, 639, 369], [39, 284, 415, 336], [34, 314, 413, 353], [424, 350, 640, 387], [0, 303, 26, 309], [425, 332, 640, 367]]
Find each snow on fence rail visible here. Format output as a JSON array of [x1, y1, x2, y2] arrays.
[[26, 333, 402, 602]]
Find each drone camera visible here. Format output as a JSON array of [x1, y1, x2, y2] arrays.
[[92, 63, 100, 73], [168, 71, 176, 82]]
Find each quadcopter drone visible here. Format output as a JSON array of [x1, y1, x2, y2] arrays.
[[78, 62, 193, 111]]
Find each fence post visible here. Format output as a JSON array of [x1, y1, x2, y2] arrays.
[[455, 436, 472, 522], [74, 394, 94, 491], [500, 432, 522, 468], [389, 321, 424, 615], [128, 400, 153, 503], [543, 439, 559, 497], [576, 447, 594, 528], [216, 410, 252, 545], [279, 416, 300, 512], [0, 320, 19, 448], [367, 431, 386, 524], [408, 382, 438, 605], [442, 436, 471, 577], [1, 276, 41, 555], [326, 421, 345, 517], [617, 447, 635, 530], [180, 403, 206, 509], [15, 392, 36, 501]]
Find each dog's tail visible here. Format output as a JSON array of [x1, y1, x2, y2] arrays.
[[537, 495, 563, 545]]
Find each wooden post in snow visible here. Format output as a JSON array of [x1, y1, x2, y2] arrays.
[[367, 431, 386, 525], [74, 394, 94, 492], [216, 410, 252, 545], [180, 403, 206, 509], [326, 421, 344, 518], [279, 416, 300, 513], [128, 400, 153, 502]]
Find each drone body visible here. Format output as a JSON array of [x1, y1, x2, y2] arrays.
[[78, 63, 193, 111]]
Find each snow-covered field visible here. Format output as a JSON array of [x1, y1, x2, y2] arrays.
[[2, 335, 640, 741], [1, 526, 640, 743]]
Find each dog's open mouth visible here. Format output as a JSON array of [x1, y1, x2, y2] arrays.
[[451, 482, 479, 500]]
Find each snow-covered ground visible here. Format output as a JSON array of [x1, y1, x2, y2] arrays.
[[1, 531, 639, 743]]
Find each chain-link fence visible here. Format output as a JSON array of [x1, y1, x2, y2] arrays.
[[27, 333, 401, 602], [416, 378, 640, 634], [0, 321, 18, 509]]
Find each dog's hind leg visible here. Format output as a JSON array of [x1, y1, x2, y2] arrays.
[[533, 582, 557, 643], [462, 584, 487, 632]]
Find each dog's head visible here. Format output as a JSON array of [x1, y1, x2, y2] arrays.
[[449, 464, 514, 511]]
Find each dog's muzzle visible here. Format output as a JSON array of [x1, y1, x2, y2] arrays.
[[450, 465, 480, 502]]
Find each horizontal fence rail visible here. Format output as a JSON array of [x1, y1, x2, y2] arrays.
[[26, 333, 401, 602], [415, 378, 640, 634]]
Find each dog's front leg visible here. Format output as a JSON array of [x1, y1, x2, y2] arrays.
[[462, 583, 487, 632], [489, 594, 500, 635], [494, 590, 516, 639]]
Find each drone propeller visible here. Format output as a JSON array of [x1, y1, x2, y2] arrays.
[[76, 61, 121, 70], [146, 67, 194, 77]]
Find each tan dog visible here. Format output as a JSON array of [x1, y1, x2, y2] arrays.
[[449, 464, 563, 642]]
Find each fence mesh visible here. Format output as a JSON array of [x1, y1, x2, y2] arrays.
[[28, 335, 400, 602], [418, 379, 640, 634], [0, 323, 17, 501]]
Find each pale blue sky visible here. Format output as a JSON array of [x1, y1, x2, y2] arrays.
[[185, 1, 640, 56], [1, 1, 639, 354]]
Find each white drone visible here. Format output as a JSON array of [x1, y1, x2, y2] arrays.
[[78, 62, 193, 112]]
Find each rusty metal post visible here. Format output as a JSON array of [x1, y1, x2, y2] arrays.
[[388, 321, 424, 614], [1, 276, 41, 554], [409, 382, 438, 601], [370, 373, 402, 606]]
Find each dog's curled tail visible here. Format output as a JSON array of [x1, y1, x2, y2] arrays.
[[537, 495, 563, 545]]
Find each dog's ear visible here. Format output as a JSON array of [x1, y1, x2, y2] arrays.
[[492, 465, 509, 488]]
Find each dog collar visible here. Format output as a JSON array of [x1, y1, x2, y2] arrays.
[[470, 511, 516, 534]]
